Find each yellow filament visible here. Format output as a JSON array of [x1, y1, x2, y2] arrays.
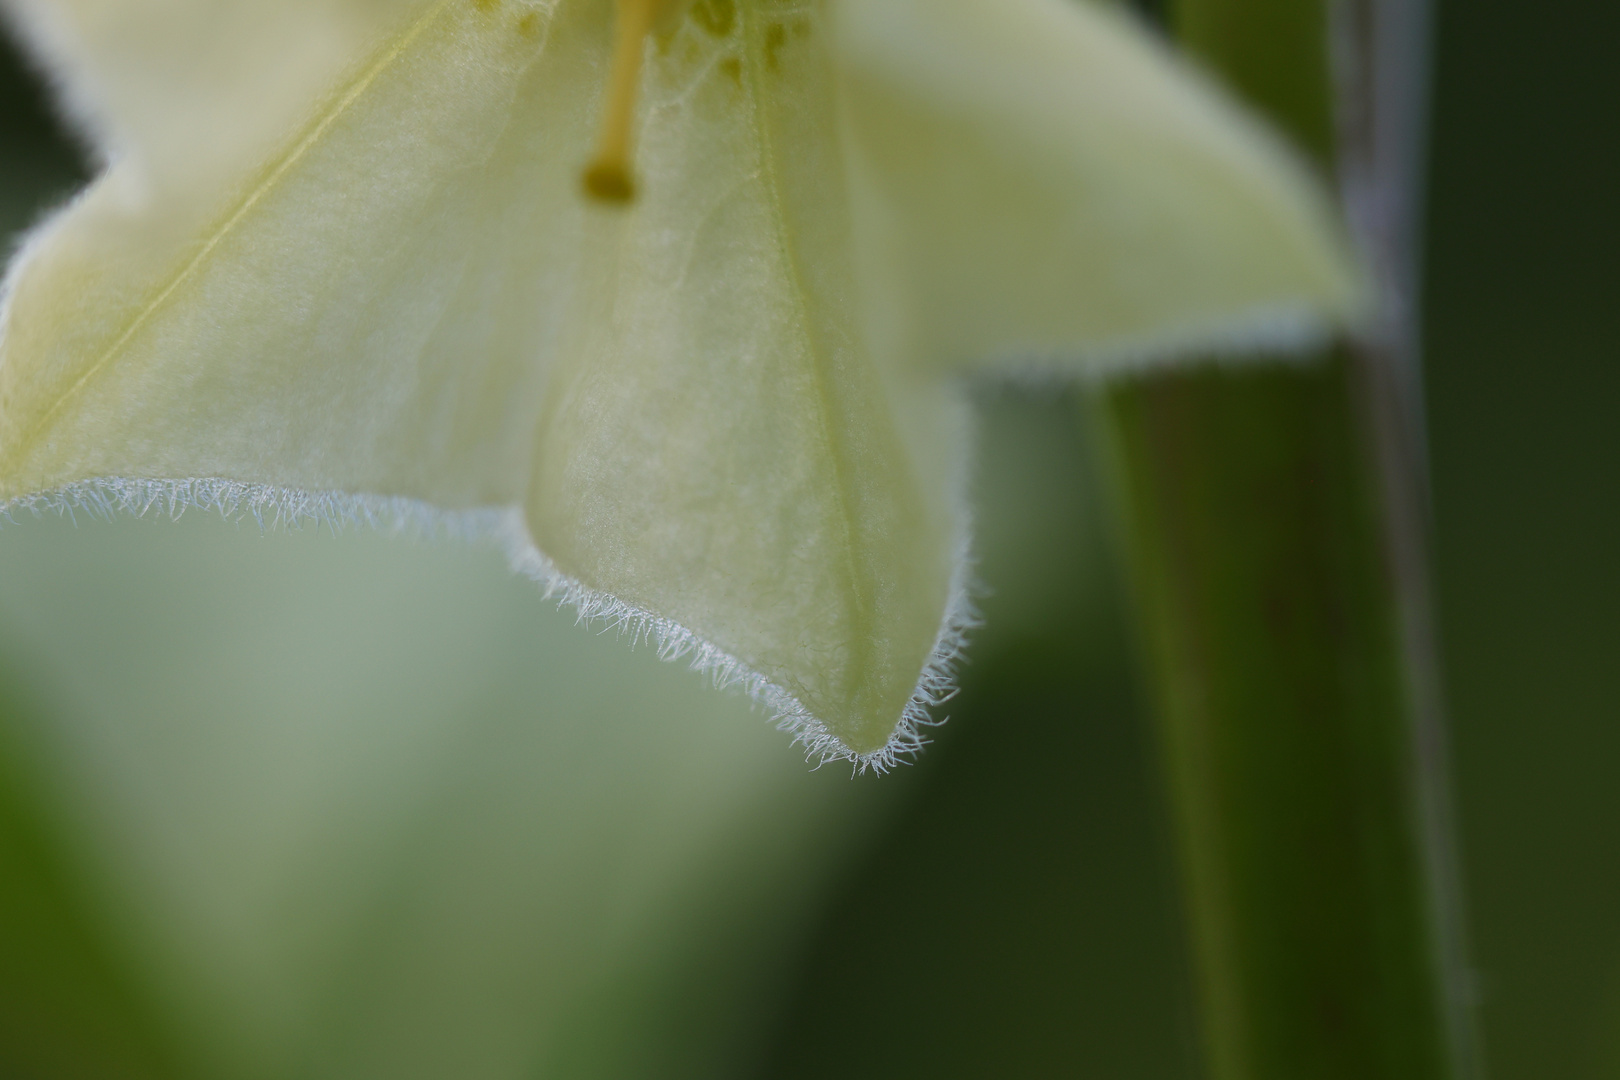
[[583, 0, 662, 203]]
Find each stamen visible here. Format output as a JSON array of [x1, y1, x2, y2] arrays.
[[583, 0, 662, 204]]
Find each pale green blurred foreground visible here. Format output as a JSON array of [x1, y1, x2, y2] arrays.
[[0, 511, 888, 1079]]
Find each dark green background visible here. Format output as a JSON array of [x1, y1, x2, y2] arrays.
[[1, 0, 1616, 1075], [764, 0, 1620, 1074]]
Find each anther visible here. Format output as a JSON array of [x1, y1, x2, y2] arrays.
[[583, 0, 663, 204]]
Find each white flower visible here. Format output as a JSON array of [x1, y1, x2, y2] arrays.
[[0, 0, 1358, 767]]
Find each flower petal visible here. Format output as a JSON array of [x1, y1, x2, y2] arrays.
[[2, 0, 430, 184], [0, 0, 569, 506], [832, 0, 1364, 374], [525, 1, 970, 762]]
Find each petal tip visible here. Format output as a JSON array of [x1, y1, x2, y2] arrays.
[[506, 528, 982, 777], [2, 477, 981, 777]]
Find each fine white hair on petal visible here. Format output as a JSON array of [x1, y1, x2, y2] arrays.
[[506, 526, 981, 776], [982, 301, 1345, 387], [0, 475, 504, 539], [0, 476, 977, 774]]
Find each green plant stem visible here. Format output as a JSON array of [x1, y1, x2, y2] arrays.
[[1096, 0, 1470, 1077], [1102, 355, 1453, 1079]]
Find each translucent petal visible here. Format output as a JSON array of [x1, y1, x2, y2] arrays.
[[525, 1, 968, 760], [3, 0, 430, 185], [0, 0, 570, 508], [832, 0, 1364, 374]]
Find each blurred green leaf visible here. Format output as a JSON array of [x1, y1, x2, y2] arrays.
[[0, 513, 889, 1079], [0, 667, 183, 1080]]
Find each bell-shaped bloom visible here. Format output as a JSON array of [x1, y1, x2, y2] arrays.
[[0, 0, 1358, 766]]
